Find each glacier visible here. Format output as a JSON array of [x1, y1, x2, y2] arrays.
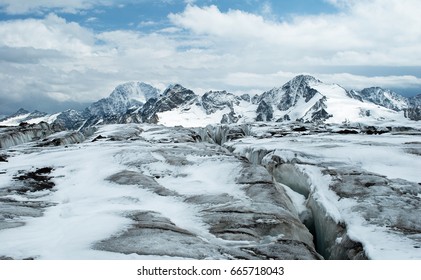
[[0, 121, 420, 260]]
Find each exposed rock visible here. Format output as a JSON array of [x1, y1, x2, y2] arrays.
[[201, 90, 239, 115], [11, 167, 55, 194], [53, 109, 85, 130], [359, 87, 408, 111], [0, 154, 8, 162], [0, 122, 59, 149], [221, 111, 239, 124], [239, 94, 251, 102], [256, 100, 273, 122], [82, 82, 160, 128], [141, 85, 198, 124], [406, 94, 421, 121], [336, 129, 359, 134]]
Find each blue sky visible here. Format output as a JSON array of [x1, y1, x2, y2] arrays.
[[0, 1, 340, 33], [0, 0, 420, 114]]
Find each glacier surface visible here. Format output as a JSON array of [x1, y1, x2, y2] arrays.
[[0, 122, 420, 260]]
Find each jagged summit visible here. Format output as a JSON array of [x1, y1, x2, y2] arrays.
[[86, 82, 159, 116], [285, 74, 321, 86], [140, 83, 199, 124], [162, 84, 189, 96]]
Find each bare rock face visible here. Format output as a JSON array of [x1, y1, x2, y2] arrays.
[[141, 84, 198, 124], [256, 100, 273, 122], [406, 94, 421, 121]]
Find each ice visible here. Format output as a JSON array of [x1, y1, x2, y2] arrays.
[[222, 122, 421, 259], [2, 121, 419, 260]]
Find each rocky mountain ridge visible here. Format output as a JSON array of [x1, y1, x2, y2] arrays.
[[1, 75, 420, 129]]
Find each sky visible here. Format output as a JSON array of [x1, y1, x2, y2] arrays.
[[0, 0, 421, 114]]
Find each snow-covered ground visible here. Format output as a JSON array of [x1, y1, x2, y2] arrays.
[[0, 124, 318, 260], [1, 122, 420, 260], [157, 99, 258, 127]]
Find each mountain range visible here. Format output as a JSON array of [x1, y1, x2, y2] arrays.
[[1, 75, 420, 129]]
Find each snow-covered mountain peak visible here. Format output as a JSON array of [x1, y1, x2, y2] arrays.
[[253, 75, 325, 122], [84, 82, 159, 119], [109, 82, 159, 104]]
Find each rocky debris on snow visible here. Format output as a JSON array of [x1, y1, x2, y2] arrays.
[[11, 167, 55, 194], [0, 167, 57, 233]]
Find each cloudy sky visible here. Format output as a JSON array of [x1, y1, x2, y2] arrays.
[[0, 0, 420, 114]]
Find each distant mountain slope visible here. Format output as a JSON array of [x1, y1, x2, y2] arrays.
[[406, 94, 421, 120], [0, 108, 58, 126], [251, 75, 407, 124], [358, 87, 409, 111]]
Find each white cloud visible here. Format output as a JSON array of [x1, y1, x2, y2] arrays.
[[0, 13, 234, 106], [139, 20, 156, 27], [169, 1, 421, 66], [86, 17, 98, 22], [184, 0, 196, 5], [0, 13, 94, 55], [0, 0, 113, 14], [319, 73, 421, 90]]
